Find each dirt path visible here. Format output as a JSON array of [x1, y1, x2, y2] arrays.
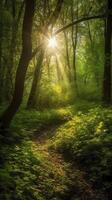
[[33, 125, 101, 200]]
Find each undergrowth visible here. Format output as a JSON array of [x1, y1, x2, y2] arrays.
[[52, 106, 112, 199], [0, 141, 70, 200], [0, 102, 111, 200]]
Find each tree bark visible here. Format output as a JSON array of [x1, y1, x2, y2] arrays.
[[27, 48, 45, 108], [63, 30, 71, 82], [0, 1, 4, 103], [102, 0, 112, 104], [71, 0, 78, 95], [0, 0, 35, 129]]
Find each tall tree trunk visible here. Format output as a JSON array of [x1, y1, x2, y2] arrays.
[[71, 0, 78, 95], [103, 0, 112, 104], [63, 30, 71, 82], [27, 0, 63, 109], [0, 1, 4, 103], [0, 0, 35, 129], [27, 48, 45, 108], [55, 55, 63, 82]]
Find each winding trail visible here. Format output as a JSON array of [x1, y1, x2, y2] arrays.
[[33, 125, 102, 200]]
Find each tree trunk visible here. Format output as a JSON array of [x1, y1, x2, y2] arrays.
[[27, 0, 63, 109], [102, 0, 112, 104], [27, 48, 45, 108], [0, 0, 35, 129], [71, 0, 78, 96], [63, 30, 71, 82], [55, 55, 63, 82], [0, 1, 4, 103]]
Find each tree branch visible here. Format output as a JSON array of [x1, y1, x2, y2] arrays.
[[54, 14, 106, 35], [31, 14, 106, 58]]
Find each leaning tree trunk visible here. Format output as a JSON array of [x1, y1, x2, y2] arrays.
[[103, 0, 112, 104], [27, 48, 45, 108], [0, 0, 35, 129]]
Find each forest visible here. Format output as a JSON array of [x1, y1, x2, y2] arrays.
[[0, 0, 112, 199]]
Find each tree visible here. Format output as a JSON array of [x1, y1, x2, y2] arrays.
[[27, 47, 45, 108], [0, 0, 35, 129], [103, 0, 112, 104], [27, 0, 63, 108], [71, 0, 78, 95]]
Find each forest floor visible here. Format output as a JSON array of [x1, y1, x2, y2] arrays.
[[0, 101, 112, 200], [32, 124, 102, 200]]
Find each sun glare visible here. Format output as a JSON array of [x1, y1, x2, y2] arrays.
[[48, 37, 57, 48]]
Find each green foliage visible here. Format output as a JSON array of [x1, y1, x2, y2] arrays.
[[0, 141, 78, 200], [11, 100, 96, 136], [0, 102, 103, 200], [0, 9, 12, 25], [12, 107, 73, 134], [1, 104, 112, 199], [52, 106, 112, 198]]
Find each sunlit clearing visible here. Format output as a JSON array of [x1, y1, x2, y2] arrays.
[[48, 37, 57, 48]]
